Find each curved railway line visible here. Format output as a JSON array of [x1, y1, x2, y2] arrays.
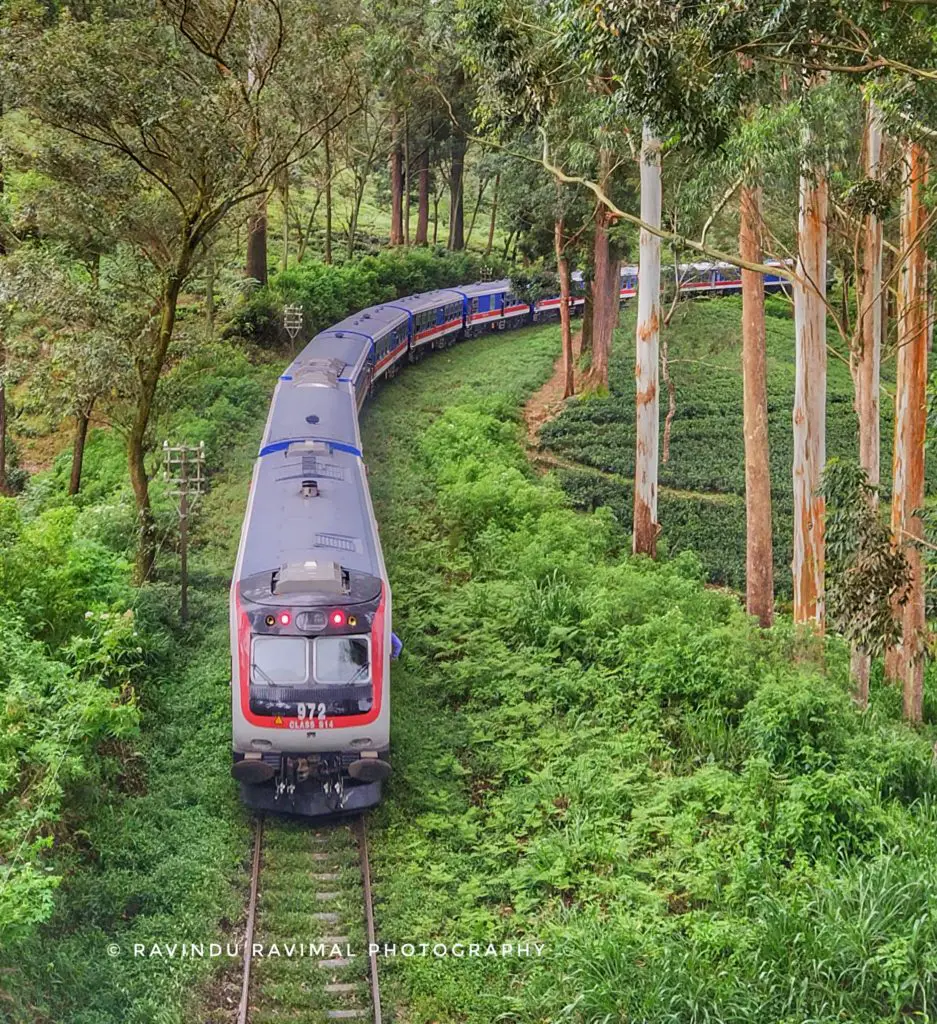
[[237, 816, 382, 1024]]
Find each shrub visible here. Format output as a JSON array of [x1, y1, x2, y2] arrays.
[[225, 248, 508, 345]]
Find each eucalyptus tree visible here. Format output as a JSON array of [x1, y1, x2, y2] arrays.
[[12, 0, 350, 579], [892, 140, 929, 721]]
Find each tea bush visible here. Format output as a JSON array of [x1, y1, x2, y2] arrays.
[[539, 297, 937, 596]]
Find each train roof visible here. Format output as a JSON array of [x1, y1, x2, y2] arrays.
[[292, 331, 372, 383], [260, 371, 362, 453], [389, 289, 466, 314], [453, 279, 512, 298], [237, 436, 381, 589], [325, 304, 408, 342]]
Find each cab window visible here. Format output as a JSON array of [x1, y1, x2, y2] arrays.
[[252, 636, 308, 684], [314, 636, 371, 684]]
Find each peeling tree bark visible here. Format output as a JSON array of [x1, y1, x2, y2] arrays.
[[633, 124, 662, 558], [852, 98, 884, 704], [857, 100, 884, 492], [740, 184, 774, 628], [892, 141, 929, 723], [792, 157, 828, 631]]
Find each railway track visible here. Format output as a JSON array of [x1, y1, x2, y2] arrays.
[[237, 815, 382, 1024]]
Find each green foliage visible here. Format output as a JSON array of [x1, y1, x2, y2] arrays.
[[226, 248, 508, 346], [362, 326, 937, 1023], [822, 458, 911, 657], [0, 348, 269, 1014], [0, 511, 143, 945]]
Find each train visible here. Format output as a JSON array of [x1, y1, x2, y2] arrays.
[[229, 257, 794, 816]]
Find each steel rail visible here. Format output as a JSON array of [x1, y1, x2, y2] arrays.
[[356, 817, 382, 1024], [237, 815, 264, 1024]]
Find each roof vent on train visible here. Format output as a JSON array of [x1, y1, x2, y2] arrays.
[[272, 560, 348, 596], [293, 357, 344, 388], [286, 440, 331, 457]]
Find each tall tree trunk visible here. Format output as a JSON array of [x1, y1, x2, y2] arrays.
[[280, 180, 289, 272], [432, 191, 440, 245], [324, 125, 333, 265], [205, 246, 215, 337], [130, 270, 185, 582], [892, 141, 929, 722], [581, 288, 594, 355], [792, 160, 829, 630], [0, 377, 8, 496], [389, 112, 404, 246], [486, 172, 500, 257], [740, 184, 774, 627], [245, 197, 268, 286], [555, 213, 574, 399], [857, 101, 884, 493], [403, 112, 411, 246], [465, 177, 488, 248], [415, 149, 430, 245], [590, 200, 612, 388], [348, 179, 365, 258], [633, 124, 662, 558], [589, 149, 616, 389], [69, 403, 93, 496], [448, 133, 466, 251], [852, 98, 884, 703]]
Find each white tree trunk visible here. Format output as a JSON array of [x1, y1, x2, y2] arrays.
[[893, 140, 929, 723], [633, 123, 662, 557], [792, 159, 828, 630], [852, 98, 884, 705], [857, 100, 883, 492]]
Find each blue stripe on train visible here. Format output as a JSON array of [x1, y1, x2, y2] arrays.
[[259, 437, 363, 458]]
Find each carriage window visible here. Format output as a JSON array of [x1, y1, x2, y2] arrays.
[[252, 636, 308, 684], [314, 636, 371, 684]]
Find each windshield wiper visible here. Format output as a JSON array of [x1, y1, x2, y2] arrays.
[[252, 661, 277, 687], [344, 663, 369, 685]]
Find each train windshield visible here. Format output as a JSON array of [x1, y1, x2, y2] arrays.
[[252, 636, 308, 684], [314, 636, 370, 684]]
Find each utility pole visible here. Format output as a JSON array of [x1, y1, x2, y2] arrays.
[[163, 441, 206, 623], [283, 303, 303, 352]]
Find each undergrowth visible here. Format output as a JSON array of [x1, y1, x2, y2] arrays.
[[0, 342, 278, 1023], [365, 331, 937, 1023]]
